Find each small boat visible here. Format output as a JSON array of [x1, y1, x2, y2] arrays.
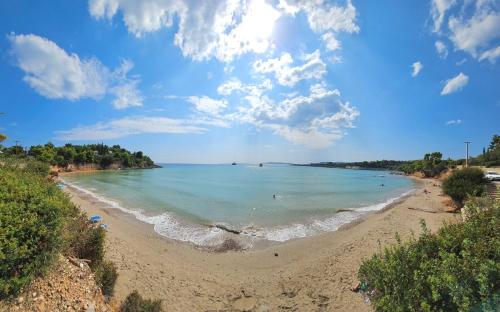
[[232, 162, 237, 165], [259, 163, 263, 167]]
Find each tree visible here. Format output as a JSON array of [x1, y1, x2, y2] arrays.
[[442, 167, 487, 205], [0, 134, 6, 143], [489, 134, 500, 150]]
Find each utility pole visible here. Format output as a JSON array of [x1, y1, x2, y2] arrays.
[[464, 141, 471, 167]]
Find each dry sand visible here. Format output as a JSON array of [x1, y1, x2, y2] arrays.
[[64, 178, 458, 311]]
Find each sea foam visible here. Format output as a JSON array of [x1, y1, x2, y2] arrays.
[[62, 178, 414, 246]]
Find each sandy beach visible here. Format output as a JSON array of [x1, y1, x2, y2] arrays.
[[64, 177, 459, 311]]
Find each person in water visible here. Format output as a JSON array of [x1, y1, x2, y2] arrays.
[[273, 194, 276, 199]]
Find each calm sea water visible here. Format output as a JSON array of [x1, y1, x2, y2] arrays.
[[63, 164, 415, 246]]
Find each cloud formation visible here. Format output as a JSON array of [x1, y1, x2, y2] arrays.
[[446, 119, 462, 125], [56, 116, 207, 140], [89, 0, 281, 62], [88, 0, 359, 62], [435, 40, 449, 58], [411, 61, 423, 77], [430, 0, 500, 62], [253, 50, 326, 87], [430, 0, 456, 32], [441, 72, 469, 95], [187, 96, 228, 116], [9, 34, 142, 109]]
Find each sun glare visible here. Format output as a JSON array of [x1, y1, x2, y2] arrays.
[[239, 0, 281, 49]]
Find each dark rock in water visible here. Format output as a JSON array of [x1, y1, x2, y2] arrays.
[[337, 209, 353, 213], [232, 162, 237, 165], [215, 224, 241, 235]]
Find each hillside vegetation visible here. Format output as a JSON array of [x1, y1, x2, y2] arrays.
[[358, 168, 499, 311], [304, 152, 454, 178], [470, 134, 500, 167], [1, 143, 156, 170], [0, 157, 160, 310]]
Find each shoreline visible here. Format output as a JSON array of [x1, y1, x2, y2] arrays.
[[63, 177, 458, 311], [60, 175, 419, 249]]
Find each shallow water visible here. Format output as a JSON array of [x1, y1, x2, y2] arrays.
[[63, 164, 414, 246]]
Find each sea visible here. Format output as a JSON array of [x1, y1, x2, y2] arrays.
[[62, 164, 415, 247]]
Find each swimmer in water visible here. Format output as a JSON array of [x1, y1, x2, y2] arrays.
[[273, 194, 276, 199]]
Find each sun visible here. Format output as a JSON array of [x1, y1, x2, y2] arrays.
[[238, 0, 281, 51]]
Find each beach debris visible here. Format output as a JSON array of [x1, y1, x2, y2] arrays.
[[57, 183, 65, 189], [274, 252, 278, 257], [89, 215, 102, 223], [351, 281, 361, 292], [100, 224, 108, 230], [68, 256, 91, 268]]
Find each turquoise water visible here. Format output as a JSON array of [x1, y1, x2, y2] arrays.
[[63, 164, 414, 245]]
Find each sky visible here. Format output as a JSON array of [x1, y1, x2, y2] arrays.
[[0, 0, 499, 164]]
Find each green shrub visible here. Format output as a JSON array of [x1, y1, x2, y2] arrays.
[[24, 160, 50, 177], [68, 221, 106, 269], [0, 167, 73, 298], [95, 261, 118, 297], [121, 290, 162, 312], [442, 167, 488, 205], [358, 198, 500, 311]]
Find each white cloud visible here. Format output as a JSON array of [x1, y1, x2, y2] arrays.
[[290, 0, 359, 34], [448, 7, 500, 57], [441, 72, 469, 95], [9, 34, 142, 109], [111, 80, 143, 109], [322, 32, 341, 51], [279, 0, 359, 60], [478, 46, 500, 63], [411, 61, 423, 77], [89, 0, 281, 62], [429, 0, 500, 61], [446, 119, 462, 125], [311, 101, 359, 129], [265, 124, 343, 149], [217, 78, 273, 97], [89, 0, 360, 62], [253, 50, 326, 87], [56, 116, 207, 140], [430, 0, 456, 32], [435, 40, 449, 58], [223, 81, 358, 148], [9, 34, 108, 100], [187, 96, 228, 116]]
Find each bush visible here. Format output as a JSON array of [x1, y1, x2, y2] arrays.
[[121, 290, 162, 312], [95, 261, 118, 297], [358, 198, 500, 311], [0, 167, 74, 298], [67, 218, 106, 269], [442, 167, 488, 205]]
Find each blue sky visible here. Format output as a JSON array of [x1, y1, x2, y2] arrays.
[[0, 0, 498, 163]]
